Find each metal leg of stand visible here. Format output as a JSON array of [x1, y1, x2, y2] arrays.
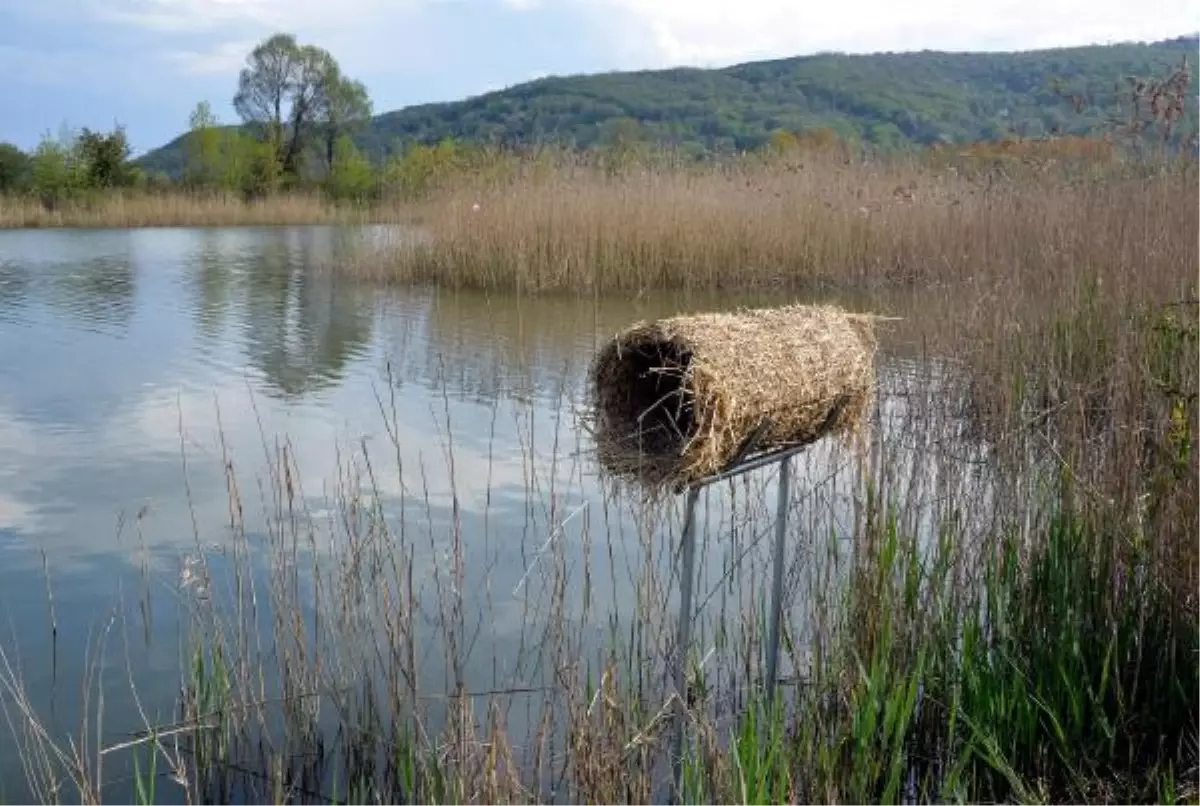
[[671, 485, 701, 803], [765, 454, 791, 708]]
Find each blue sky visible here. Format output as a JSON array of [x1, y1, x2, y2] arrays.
[[0, 0, 1195, 157]]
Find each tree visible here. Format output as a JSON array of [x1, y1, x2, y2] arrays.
[[315, 65, 373, 173], [233, 134, 282, 200], [282, 45, 338, 175], [75, 126, 135, 188], [28, 132, 82, 209], [0, 143, 30, 193], [233, 33, 343, 177], [326, 135, 374, 202], [185, 101, 224, 189], [234, 33, 299, 158]]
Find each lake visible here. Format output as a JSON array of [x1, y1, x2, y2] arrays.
[[0, 225, 982, 802]]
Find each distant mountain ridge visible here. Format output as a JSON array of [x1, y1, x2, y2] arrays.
[[136, 34, 1199, 177]]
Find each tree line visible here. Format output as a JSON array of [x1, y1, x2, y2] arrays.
[[0, 34, 380, 204], [0, 33, 536, 205]]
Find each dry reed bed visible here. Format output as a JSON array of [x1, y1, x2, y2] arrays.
[[363, 158, 1198, 296], [0, 192, 399, 229]]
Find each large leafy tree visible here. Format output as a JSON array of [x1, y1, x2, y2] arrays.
[[316, 64, 373, 173], [233, 33, 299, 158], [233, 33, 371, 178]]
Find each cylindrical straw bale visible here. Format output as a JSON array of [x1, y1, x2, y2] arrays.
[[588, 303, 877, 488]]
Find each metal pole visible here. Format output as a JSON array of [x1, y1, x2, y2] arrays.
[[764, 454, 791, 708], [671, 485, 701, 802]]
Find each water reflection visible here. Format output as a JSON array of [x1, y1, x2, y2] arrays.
[[0, 258, 31, 320], [46, 253, 137, 332], [191, 231, 236, 344], [180, 227, 379, 399], [0, 231, 139, 333], [241, 262, 375, 400]]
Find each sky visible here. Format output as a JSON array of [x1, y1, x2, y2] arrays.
[[0, 0, 1196, 156]]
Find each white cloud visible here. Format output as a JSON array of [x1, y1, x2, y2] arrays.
[[589, 0, 1198, 68], [0, 494, 37, 534], [94, 0, 425, 45], [166, 38, 261, 74], [0, 364, 554, 576], [91, 0, 442, 81], [74, 0, 1200, 107], [92, 0, 284, 33]]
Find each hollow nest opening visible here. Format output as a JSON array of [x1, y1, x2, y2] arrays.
[[597, 339, 698, 459], [589, 304, 881, 490]]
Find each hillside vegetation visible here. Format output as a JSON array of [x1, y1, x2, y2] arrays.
[[134, 34, 1199, 178]]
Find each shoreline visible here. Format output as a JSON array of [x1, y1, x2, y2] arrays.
[[0, 192, 411, 230]]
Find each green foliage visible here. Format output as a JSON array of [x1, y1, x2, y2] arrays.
[[233, 32, 304, 160], [774, 494, 1198, 805], [0, 143, 30, 192], [316, 66, 373, 173], [28, 132, 84, 208], [235, 136, 282, 200], [131, 736, 158, 806], [185, 101, 226, 189], [183, 95, 284, 198], [75, 126, 136, 189], [379, 138, 470, 200], [730, 700, 792, 804], [326, 135, 375, 202], [22, 124, 137, 206], [950, 509, 1196, 802]]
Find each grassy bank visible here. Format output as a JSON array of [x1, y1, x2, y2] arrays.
[[0, 191, 404, 229], [0, 148, 1195, 804]]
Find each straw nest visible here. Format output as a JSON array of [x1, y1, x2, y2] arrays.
[[588, 303, 878, 489]]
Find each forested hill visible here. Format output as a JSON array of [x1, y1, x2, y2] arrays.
[[138, 35, 1198, 175]]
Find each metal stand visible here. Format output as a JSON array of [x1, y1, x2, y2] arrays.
[[669, 434, 803, 802]]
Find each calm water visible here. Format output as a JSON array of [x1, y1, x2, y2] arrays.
[[0, 226, 975, 801]]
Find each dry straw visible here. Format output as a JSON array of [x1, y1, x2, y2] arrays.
[[588, 303, 879, 489]]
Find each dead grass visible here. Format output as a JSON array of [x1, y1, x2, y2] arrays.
[[351, 152, 1198, 295], [0, 192, 407, 229]]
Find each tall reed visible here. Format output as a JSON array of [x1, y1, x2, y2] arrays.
[[353, 152, 1197, 296]]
